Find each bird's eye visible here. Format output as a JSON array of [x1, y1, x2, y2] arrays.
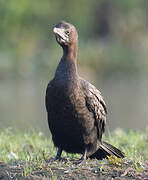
[[65, 30, 70, 35]]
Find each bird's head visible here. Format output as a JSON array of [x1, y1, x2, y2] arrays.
[[53, 21, 78, 47]]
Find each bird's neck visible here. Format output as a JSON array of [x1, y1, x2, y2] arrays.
[[55, 43, 78, 82], [62, 43, 78, 66]]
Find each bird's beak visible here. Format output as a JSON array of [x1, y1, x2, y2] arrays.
[[53, 27, 68, 42], [53, 27, 63, 35]]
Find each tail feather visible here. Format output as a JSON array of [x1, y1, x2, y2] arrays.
[[101, 141, 124, 158], [89, 141, 124, 160]]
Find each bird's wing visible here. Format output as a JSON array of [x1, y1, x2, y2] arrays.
[[80, 78, 107, 140]]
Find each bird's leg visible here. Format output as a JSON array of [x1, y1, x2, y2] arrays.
[[54, 147, 62, 161], [79, 149, 87, 161], [74, 148, 87, 164]]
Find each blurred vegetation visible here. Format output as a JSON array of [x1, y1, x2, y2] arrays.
[[0, 1, 148, 131], [1, 0, 148, 80]]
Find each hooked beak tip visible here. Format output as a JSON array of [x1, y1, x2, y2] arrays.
[[53, 27, 57, 34]]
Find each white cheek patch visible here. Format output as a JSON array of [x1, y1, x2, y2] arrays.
[[61, 37, 68, 43]]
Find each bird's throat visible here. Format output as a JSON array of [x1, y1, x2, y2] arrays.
[[63, 43, 78, 64]]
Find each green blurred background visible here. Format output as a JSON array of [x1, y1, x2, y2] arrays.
[[0, 0, 148, 133]]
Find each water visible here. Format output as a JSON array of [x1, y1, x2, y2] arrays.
[[0, 79, 48, 133], [0, 77, 147, 133], [102, 77, 148, 131]]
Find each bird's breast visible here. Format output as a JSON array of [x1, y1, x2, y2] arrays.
[[47, 84, 94, 129]]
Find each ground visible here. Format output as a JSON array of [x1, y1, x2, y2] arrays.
[[0, 128, 148, 179], [0, 158, 148, 180]]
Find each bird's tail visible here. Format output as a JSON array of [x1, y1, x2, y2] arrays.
[[89, 141, 124, 160]]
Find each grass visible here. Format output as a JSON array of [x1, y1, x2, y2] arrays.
[[0, 128, 148, 179]]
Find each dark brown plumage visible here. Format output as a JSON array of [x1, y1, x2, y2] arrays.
[[45, 21, 124, 162]]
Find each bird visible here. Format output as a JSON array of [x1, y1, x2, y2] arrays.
[[45, 21, 124, 163]]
